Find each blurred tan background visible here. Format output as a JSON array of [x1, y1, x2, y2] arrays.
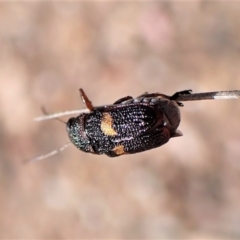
[[1, 2, 240, 239]]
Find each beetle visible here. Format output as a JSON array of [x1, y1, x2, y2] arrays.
[[66, 89, 192, 157], [29, 88, 240, 162]]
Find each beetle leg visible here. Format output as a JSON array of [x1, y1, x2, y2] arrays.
[[170, 90, 192, 100], [137, 90, 192, 107], [138, 90, 192, 101], [137, 92, 170, 98], [114, 96, 133, 104], [170, 90, 192, 107], [79, 88, 94, 111], [177, 102, 184, 107]]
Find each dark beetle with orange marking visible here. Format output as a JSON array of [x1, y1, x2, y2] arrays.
[[30, 88, 240, 162], [66, 89, 189, 157]]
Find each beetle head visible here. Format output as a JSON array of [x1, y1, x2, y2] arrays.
[[66, 114, 95, 153]]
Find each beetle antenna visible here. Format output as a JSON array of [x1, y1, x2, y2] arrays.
[[174, 90, 240, 102], [24, 142, 72, 163], [34, 109, 90, 122], [40, 106, 67, 124]]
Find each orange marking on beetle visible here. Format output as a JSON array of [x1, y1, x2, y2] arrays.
[[101, 113, 118, 136], [112, 145, 125, 155]]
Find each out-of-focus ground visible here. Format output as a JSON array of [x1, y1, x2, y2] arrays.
[[1, 2, 240, 239]]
